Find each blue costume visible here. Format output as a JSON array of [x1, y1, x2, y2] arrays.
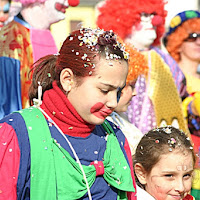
[[0, 82, 136, 199]]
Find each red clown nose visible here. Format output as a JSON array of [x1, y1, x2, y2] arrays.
[[152, 15, 163, 26], [68, 0, 80, 7]]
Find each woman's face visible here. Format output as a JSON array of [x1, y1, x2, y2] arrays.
[[145, 149, 194, 200], [114, 81, 136, 113], [67, 57, 128, 125], [0, 0, 10, 28], [179, 32, 200, 63]]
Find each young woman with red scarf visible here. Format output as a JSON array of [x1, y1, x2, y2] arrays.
[[0, 28, 137, 200]]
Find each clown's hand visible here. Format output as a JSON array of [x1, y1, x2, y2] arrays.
[[193, 92, 200, 116]]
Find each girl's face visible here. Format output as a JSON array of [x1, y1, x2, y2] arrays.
[[67, 58, 128, 125], [0, 0, 10, 28], [179, 32, 200, 63], [114, 81, 136, 113], [145, 149, 194, 200]]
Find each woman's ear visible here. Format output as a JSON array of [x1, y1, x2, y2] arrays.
[[60, 68, 74, 93], [134, 163, 147, 185], [177, 45, 182, 53]]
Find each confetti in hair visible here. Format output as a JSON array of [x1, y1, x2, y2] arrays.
[[163, 127, 172, 134], [78, 28, 130, 61], [170, 138, 176, 144], [134, 125, 196, 183]]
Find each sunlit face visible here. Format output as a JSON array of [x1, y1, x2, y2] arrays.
[[67, 58, 128, 125], [0, 0, 10, 28], [145, 150, 194, 200], [179, 33, 200, 63], [114, 81, 136, 113], [44, 0, 69, 23], [125, 14, 157, 50]]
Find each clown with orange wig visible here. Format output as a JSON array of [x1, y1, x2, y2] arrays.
[[106, 41, 148, 156], [0, 0, 79, 119], [97, 0, 189, 135], [164, 10, 200, 199]]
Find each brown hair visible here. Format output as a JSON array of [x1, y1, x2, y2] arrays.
[[166, 18, 200, 62], [133, 126, 196, 188], [28, 28, 129, 105]]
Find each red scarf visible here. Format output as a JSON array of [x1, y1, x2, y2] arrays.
[[40, 81, 95, 137]]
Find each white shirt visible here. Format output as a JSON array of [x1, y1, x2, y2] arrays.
[[136, 185, 156, 200], [106, 112, 143, 155]]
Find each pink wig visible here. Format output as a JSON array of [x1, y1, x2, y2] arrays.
[[97, 0, 167, 46], [13, 0, 79, 7], [13, 0, 46, 6]]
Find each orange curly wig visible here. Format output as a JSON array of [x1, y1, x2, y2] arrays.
[[126, 45, 148, 84], [166, 18, 200, 62], [117, 38, 148, 84], [97, 0, 167, 46]]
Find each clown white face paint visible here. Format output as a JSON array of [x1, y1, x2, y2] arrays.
[[21, 0, 79, 29], [44, 0, 69, 23], [67, 57, 128, 125], [0, 0, 10, 28], [125, 13, 157, 50], [144, 149, 194, 200]]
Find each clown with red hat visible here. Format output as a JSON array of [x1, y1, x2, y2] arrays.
[[97, 0, 189, 136]]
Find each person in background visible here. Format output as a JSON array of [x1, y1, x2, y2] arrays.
[[0, 0, 11, 29], [164, 10, 200, 200], [96, 0, 189, 136], [0, 28, 137, 199], [134, 126, 196, 200], [0, 0, 80, 119], [107, 44, 148, 155]]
